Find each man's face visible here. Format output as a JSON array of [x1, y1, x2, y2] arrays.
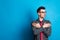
[[38, 9, 46, 18]]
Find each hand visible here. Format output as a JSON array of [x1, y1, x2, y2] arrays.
[[32, 22, 41, 28], [43, 23, 51, 28]]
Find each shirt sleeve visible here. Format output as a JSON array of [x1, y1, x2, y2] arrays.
[[32, 27, 44, 35], [43, 20, 51, 37], [43, 27, 51, 37]]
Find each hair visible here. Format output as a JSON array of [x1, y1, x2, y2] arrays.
[[37, 6, 45, 13]]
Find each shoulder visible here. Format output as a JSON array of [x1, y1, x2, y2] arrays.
[[44, 20, 51, 24], [32, 20, 39, 23], [44, 20, 51, 27], [31, 20, 39, 27]]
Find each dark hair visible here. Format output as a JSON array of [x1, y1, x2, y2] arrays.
[[37, 6, 45, 13]]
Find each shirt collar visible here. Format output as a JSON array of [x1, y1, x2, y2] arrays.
[[36, 18, 45, 22]]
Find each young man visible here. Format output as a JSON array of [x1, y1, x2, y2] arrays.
[[32, 6, 51, 40]]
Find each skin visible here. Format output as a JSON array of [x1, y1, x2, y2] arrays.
[[32, 9, 51, 28]]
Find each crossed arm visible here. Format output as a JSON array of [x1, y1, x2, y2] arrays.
[[32, 21, 51, 37]]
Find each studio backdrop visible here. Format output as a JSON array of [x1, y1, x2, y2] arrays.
[[0, 0, 60, 40]]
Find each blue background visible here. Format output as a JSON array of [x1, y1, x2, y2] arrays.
[[0, 0, 60, 40]]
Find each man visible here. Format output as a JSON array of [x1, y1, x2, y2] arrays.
[[32, 6, 51, 40]]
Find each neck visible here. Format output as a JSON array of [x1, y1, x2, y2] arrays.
[[39, 17, 44, 21]]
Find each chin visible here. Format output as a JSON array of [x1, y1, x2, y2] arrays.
[[41, 17, 45, 18]]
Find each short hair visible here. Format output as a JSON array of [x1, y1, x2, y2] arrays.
[[37, 6, 45, 13]]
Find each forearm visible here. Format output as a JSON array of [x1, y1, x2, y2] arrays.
[[32, 27, 40, 35], [43, 27, 51, 37]]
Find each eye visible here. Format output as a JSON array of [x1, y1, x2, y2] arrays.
[[39, 11, 46, 13]]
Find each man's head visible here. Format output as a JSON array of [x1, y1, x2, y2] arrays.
[[37, 6, 46, 18]]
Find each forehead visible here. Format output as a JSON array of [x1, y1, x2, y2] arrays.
[[40, 9, 46, 12]]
